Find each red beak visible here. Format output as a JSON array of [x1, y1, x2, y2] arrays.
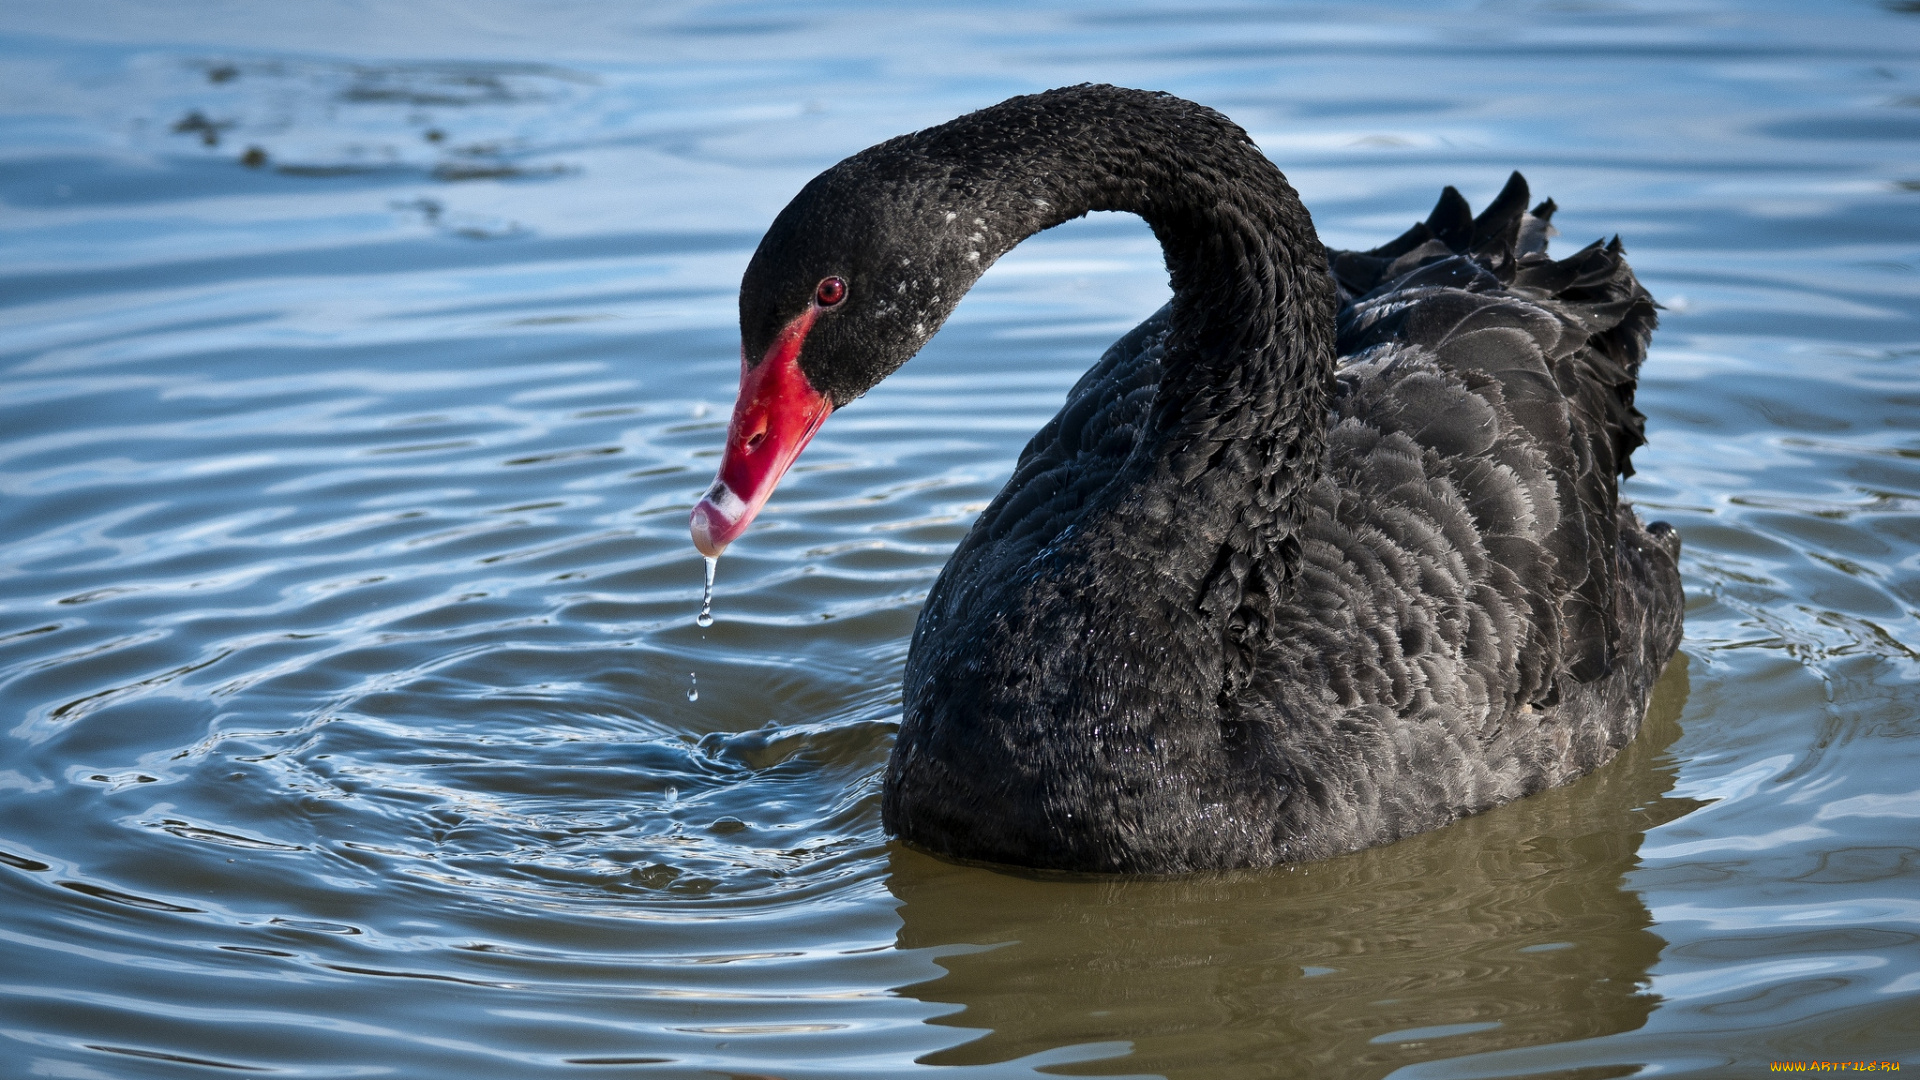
[[690, 308, 833, 557]]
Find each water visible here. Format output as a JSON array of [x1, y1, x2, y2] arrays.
[[698, 555, 716, 629], [1, 1, 1916, 1076]]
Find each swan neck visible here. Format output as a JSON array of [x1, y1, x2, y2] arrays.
[[952, 88, 1341, 545], [950, 88, 1338, 455]]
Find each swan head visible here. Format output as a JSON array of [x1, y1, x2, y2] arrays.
[[691, 145, 1006, 557]]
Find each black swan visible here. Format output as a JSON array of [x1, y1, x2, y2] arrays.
[[689, 85, 1684, 874]]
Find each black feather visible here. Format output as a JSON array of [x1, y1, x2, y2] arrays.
[[1425, 186, 1476, 253], [1470, 170, 1531, 257]]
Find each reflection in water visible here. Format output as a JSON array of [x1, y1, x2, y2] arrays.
[[891, 658, 1695, 1079]]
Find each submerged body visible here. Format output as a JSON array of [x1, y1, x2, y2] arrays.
[[693, 86, 1683, 874]]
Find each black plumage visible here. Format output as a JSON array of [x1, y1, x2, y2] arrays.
[[726, 85, 1683, 874]]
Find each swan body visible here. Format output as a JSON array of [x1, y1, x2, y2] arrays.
[[691, 86, 1683, 874]]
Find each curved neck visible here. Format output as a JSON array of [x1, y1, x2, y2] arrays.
[[912, 87, 1340, 549]]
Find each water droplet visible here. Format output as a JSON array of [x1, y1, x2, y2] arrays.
[[696, 554, 717, 628], [687, 672, 699, 702]]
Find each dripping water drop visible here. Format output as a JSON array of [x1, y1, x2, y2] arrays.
[[697, 554, 717, 628], [687, 672, 698, 702]]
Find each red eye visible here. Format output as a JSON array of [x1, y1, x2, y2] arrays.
[[815, 277, 847, 307]]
